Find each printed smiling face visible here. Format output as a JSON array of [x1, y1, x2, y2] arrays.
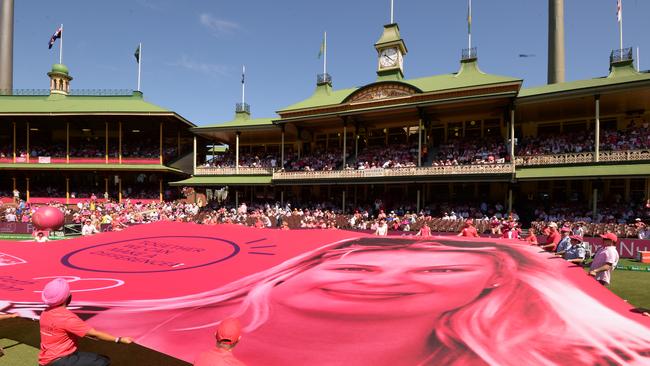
[[270, 249, 497, 319]]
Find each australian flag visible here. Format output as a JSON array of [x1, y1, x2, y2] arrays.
[[48, 26, 62, 49]]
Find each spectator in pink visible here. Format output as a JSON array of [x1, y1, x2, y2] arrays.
[[194, 318, 246, 366], [589, 233, 620, 286]]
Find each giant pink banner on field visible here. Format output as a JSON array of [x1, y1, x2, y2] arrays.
[[1, 222, 649, 365]]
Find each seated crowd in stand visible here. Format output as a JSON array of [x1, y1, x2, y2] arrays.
[[432, 137, 508, 166], [3, 192, 646, 239], [353, 144, 418, 169], [2, 139, 171, 160]]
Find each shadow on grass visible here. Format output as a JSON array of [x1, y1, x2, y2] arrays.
[[1, 318, 190, 366]]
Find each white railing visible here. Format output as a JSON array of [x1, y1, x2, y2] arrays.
[[195, 167, 273, 175], [193, 149, 650, 179], [515, 149, 650, 166], [272, 164, 513, 180]]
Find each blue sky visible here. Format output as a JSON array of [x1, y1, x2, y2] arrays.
[[11, 0, 650, 126]]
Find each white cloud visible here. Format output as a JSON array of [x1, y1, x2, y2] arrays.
[[199, 13, 240, 36], [169, 55, 230, 78]]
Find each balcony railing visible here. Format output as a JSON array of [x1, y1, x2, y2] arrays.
[[195, 167, 273, 175], [0, 89, 134, 96], [515, 149, 650, 166], [272, 164, 513, 180], [610, 47, 633, 64], [317, 73, 332, 85], [461, 47, 478, 61], [236, 103, 250, 113], [0, 157, 162, 165]]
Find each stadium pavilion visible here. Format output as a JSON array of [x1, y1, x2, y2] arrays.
[[0, 63, 195, 204], [1, 20, 648, 223], [170, 21, 650, 223]]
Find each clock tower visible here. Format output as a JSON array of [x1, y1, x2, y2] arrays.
[[375, 23, 407, 81]]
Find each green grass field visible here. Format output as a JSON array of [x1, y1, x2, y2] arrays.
[[1, 241, 648, 365]]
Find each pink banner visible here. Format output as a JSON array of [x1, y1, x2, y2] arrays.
[[1, 223, 649, 365]]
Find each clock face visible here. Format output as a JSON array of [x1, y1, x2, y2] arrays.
[[379, 47, 399, 68]]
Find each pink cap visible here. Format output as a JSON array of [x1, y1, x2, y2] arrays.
[[600, 232, 618, 243], [215, 318, 242, 344], [560, 226, 571, 233], [569, 235, 583, 242], [41, 278, 70, 307]]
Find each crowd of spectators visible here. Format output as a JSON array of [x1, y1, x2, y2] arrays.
[[284, 148, 344, 171], [353, 144, 417, 169], [204, 152, 279, 169], [517, 123, 650, 156], [432, 137, 508, 166], [1, 195, 648, 239]]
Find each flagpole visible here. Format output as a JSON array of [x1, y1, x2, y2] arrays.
[[390, 0, 394, 23], [241, 65, 245, 106], [137, 43, 142, 91], [323, 31, 327, 76], [619, 1, 623, 59], [637, 47, 640, 71], [468, 0, 472, 53], [59, 24, 63, 64]]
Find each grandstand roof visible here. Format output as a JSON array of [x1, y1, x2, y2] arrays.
[[277, 59, 521, 114], [518, 61, 650, 100], [0, 91, 195, 126], [194, 111, 275, 132]]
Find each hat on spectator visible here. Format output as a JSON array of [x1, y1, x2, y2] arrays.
[[599, 232, 618, 243], [465, 219, 473, 225], [569, 235, 583, 242], [560, 226, 571, 233], [215, 318, 242, 344], [548, 222, 558, 229], [41, 278, 70, 307], [635, 218, 642, 222]]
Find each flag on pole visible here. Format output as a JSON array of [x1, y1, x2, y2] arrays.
[[48, 26, 62, 49], [134, 44, 141, 63], [241, 65, 245, 84], [467, 0, 472, 34], [617, 0, 622, 22], [318, 36, 325, 59]]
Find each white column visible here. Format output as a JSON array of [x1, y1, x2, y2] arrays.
[[594, 96, 600, 163], [418, 119, 422, 167], [281, 127, 285, 171], [235, 132, 240, 174], [280, 191, 284, 206], [510, 108, 515, 164], [342, 124, 347, 168], [342, 189, 346, 213], [192, 136, 197, 175], [416, 189, 421, 212]]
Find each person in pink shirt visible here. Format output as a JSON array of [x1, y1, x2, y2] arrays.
[[589, 233, 620, 286], [38, 278, 133, 366], [194, 318, 246, 366], [457, 219, 479, 237]]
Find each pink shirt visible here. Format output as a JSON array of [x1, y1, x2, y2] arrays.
[[590, 246, 619, 284], [194, 347, 247, 366], [39, 306, 92, 365]]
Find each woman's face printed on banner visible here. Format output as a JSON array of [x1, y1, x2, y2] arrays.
[[271, 249, 496, 318]]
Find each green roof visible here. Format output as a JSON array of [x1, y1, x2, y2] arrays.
[[518, 61, 650, 99], [278, 60, 521, 113], [194, 111, 275, 131], [169, 175, 272, 186], [0, 91, 172, 114]]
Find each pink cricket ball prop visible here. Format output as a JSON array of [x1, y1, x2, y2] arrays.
[[32, 206, 65, 230]]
